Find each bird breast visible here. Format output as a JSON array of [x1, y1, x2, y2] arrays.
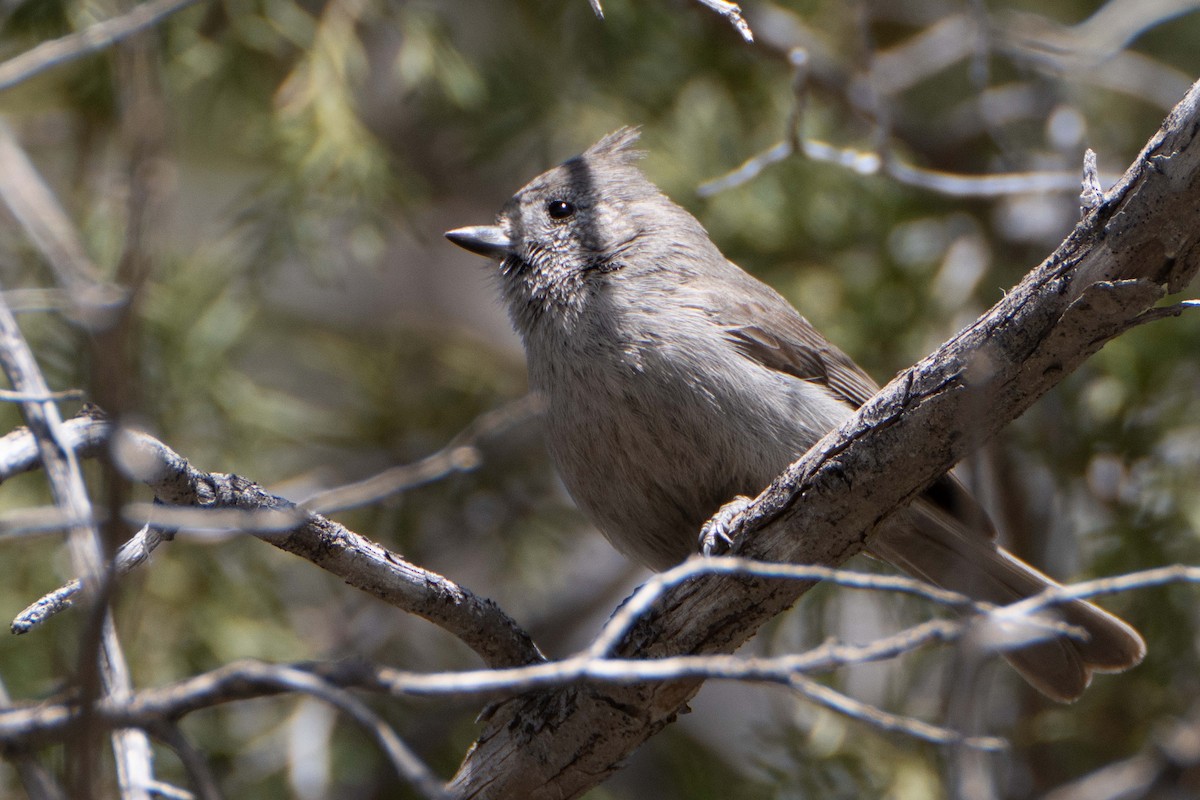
[[527, 304, 852, 569]]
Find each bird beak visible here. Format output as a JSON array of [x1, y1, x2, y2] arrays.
[[445, 225, 514, 259]]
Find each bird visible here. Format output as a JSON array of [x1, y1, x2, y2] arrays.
[[445, 127, 1145, 701]]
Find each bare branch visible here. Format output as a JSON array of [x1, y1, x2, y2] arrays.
[[0, 617, 995, 753], [699, 135, 1100, 198], [586, 556, 976, 658], [1081, 148, 1106, 209], [695, 26, 1107, 200], [998, 0, 1200, 69], [12, 525, 170, 634], [1042, 708, 1200, 800], [0, 286, 156, 797], [715, 4, 1186, 198], [0, 505, 96, 541], [41, 561, 1200, 761], [695, 0, 754, 42], [0, 662, 450, 800], [0, 296, 102, 582], [998, 565, 1200, 620], [0, 388, 86, 402], [105, 616, 156, 800], [241, 665, 450, 800], [9, 555, 1198, 780], [788, 673, 1002, 749], [142, 783, 194, 800], [585, 0, 752, 41], [0, 412, 107, 482], [300, 394, 540, 514], [0, 0, 202, 94], [146, 725, 223, 800], [4, 417, 543, 669], [0, 674, 66, 800], [0, 122, 123, 316], [865, 13, 979, 96], [11, 579, 81, 634]]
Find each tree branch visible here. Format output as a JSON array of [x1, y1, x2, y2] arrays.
[[4, 416, 543, 670], [0, 291, 155, 799], [0, 0, 202, 94]]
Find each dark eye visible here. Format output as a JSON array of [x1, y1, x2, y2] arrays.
[[546, 199, 576, 220]]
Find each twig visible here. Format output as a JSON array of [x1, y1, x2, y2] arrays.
[[1081, 148, 1106, 209], [0, 289, 154, 798], [697, 135, 1097, 198], [246, 665, 450, 800], [588, 555, 973, 658], [0, 288, 101, 568], [0, 412, 108, 482], [997, 565, 1200, 622], [12, 525, 169, 634], [5, 555, 1192, 774], [998, 0, 1200, 68], [16, 562, 1147, 709], [584, 0, 752, 41], [5, 419, 543, 669], [0, 505, 97, 540], [865, 14, 980, 97], [142, 783, 194, 800], [0, 287, 127, 314], [11, 579, 80, 635], [0, 388, 86, 403], [695, 0, 754, 42], [0, 673, 66, 800], [105, 615, 156, 800], [699, 6, 1156, 199], [884, 155, 1096, 196], [0, 625, 1001, 755], [0, 663, 449, 799], [0, 0, 202, 93], [788, 673, 1003, 749], [146, 724, 223, 800], [300, 394, 540, 514], [0, 122, 120, 312], [122, 503, 306, 533], [1128, 298, 1200, 326]]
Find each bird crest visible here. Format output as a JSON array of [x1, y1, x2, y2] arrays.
[[584, 127, 644, 166]]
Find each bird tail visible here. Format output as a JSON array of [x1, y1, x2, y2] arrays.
[[869, 507, 1145, 702]]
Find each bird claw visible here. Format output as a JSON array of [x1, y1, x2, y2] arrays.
[[698, 495, 754, 556]]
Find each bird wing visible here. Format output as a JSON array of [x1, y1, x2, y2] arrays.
[[691, 270, 880, 409], [723, 313, 881, 410], [696, 266, 996, 539]]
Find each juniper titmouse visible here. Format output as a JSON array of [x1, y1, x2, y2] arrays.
[[446, 128, 1144, 701]]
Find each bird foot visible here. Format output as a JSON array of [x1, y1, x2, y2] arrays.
[[698, 495, 754, 556]]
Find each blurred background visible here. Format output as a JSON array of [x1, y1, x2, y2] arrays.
[[1, 0, 1199, 797]]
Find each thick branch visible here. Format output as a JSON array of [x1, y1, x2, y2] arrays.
[[447, 78, 1200, 799]]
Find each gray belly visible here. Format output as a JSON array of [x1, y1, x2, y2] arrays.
[[542, 361, 852, 570]]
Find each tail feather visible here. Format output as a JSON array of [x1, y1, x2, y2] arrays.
[[870, 505, 1145, 703]]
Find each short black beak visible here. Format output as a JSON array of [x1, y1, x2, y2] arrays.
[[445, 225, 514, 259]]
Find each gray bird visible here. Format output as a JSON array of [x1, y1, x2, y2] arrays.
[[446, 128, 1145, 701]]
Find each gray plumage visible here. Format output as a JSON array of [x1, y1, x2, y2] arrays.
[[446, 128, 1145, 702]]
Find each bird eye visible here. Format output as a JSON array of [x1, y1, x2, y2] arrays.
[[546, 200, 576, 220]]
